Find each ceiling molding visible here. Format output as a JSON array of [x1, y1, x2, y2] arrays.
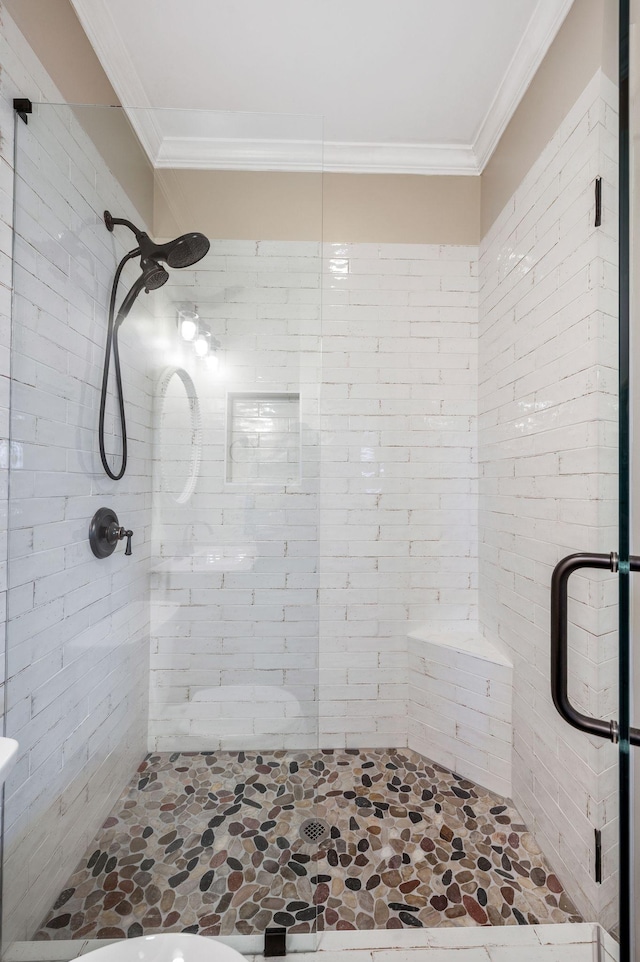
[[473, 0, 575, 170], [71, 0, 571, 176], [151, 135, 478, 175]]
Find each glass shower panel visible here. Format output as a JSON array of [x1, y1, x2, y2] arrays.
[[4, 102, 160, 952], [3, 101, 322, 955], [140, 105, 324, 944]]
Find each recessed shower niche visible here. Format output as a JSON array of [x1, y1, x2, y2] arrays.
[[225, 391, 301, 484]]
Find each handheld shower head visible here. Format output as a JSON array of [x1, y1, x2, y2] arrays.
[[141, 257, 169, 291], [113, 261, 168, 330], [100, 212, 210, 480]]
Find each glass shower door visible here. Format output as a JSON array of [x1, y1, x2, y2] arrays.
[[547, 2, 631, 955], [554, 2, 637, 958], [627, 0, 640, 957]]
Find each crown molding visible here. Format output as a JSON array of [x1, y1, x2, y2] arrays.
[[71, 0, 573, 176], [473, 0, 575, 170], [151, 135, 478, 174]]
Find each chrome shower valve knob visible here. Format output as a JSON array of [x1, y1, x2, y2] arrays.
[[89, 507, 134, 559]]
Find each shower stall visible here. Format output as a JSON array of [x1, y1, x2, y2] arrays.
[[1, 5, 639, 960]]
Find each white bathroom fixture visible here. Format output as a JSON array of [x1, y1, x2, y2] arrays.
[[178, 308, 199, 342], [75, 934, 247, 962]]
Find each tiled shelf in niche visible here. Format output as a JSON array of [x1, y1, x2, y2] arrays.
[[226, 392, 301, 484]]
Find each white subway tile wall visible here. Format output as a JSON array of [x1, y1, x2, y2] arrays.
[[0, 0, 51, 759], [0, 7, 157, 942], [149, 246, 322, 752], [478, 71, 619, 927], [318, 242, 478, 748], [147, 242, 478, 755]]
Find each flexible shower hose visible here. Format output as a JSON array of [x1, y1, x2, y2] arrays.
[[99, 252, 135, 480]]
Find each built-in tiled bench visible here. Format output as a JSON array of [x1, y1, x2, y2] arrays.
[[407, 627, 513, 798]]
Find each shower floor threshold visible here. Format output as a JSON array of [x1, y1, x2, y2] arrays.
[[34, 749, 580, 940], [6, 925, 612, 962]]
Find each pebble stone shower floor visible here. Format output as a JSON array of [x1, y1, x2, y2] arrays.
[[36, 749, 581, 939]]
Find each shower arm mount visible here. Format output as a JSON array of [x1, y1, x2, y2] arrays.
[[104, 210, 143, 240]]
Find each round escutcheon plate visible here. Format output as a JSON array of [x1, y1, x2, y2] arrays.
[[89, 506, 119, 559]]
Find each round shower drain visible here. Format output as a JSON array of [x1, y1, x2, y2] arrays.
[[299, 817, 330, 844]]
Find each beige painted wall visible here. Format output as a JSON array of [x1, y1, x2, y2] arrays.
[[154, 169, 481, 244], [3, 0, 118, 104], [4, 0, 155, 224], [480, 0, 617, 235], [324, 174, 479, 244]]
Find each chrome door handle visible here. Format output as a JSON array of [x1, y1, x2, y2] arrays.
[[550, 551, 640, 745]]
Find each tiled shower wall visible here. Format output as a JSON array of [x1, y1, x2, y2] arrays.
[[0, 6, 156, 942], [149, 241, 322, 752], [478, 70, 619, 927], [148, 242, 478, 751], [319, 244, 478, 747]]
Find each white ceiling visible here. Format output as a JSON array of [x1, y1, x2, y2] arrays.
[[70, 0, 574, 174]]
